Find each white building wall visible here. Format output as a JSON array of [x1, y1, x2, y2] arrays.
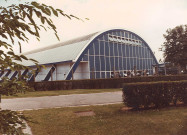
[[27, 61, 90, 81], [35, 65, 52, 82], [56, 63, 71, 80], [74, 62, 90, 80]]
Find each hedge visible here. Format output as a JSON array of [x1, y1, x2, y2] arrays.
[[122, 80, 187, 109], [29, 75, 187, 91]]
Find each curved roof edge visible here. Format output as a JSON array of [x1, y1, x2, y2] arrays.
[[66, 28, 158, 80], [22, 32, 98, 56]]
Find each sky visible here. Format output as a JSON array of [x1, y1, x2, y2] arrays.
[[1, 0, 187, 61]]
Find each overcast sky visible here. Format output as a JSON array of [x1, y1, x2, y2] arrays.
[[1, 0, 187, 61]]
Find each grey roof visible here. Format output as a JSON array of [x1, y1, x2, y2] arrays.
[[21, 32, 98, 66]]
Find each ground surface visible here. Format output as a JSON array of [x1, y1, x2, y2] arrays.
[[2, 88, 121, 99], [23, 104, 187, 135], [1, 91, 122, 111]]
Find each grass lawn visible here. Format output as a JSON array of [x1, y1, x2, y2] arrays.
[[2, 88, 121, 99], [23, 104, 187, 135]]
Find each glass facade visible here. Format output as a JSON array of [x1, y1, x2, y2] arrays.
[[81, 30, 157, 79]]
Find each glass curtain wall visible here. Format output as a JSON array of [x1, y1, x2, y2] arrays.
[[81, 30, 156, 79]]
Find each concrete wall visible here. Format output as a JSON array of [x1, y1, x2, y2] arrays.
[[35, 65, 52, 82], [29, 61, 90, 81], [56, 63, 71, 80], [74, 62, 90, 80]]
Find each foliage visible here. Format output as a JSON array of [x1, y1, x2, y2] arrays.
[[30, 75, 187, 91], [162, 25, 187, 70], [0, 77, 33, 96], [122, 80, 187, 109], [0, 1, 80, 134], [0, 1, 81, 71], [0, 110, 27, 135]]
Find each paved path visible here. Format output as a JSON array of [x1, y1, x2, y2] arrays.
[[1, 91, 123, 111]]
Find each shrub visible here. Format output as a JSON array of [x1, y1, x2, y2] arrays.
[[122, 80, 187, 109], [29, 75, 187, 91]]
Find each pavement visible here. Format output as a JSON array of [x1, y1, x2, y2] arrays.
[[1, 91, 123, 111]]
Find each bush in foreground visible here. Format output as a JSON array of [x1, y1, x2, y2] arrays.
[[122, 80, 187, 109]]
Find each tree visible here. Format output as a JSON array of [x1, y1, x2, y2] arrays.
[[162, 25, 187, 72], [0, 1, 81, 134]]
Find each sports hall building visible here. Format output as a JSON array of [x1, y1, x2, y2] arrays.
[[0, 28, 158, 81]]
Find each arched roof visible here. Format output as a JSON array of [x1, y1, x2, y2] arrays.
[[21, 32, 98, 66]]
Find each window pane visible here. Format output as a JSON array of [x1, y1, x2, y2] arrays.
[[100, 56, 105, 71], [115, 57, 119, 70], [105, 42, 110, 56], [110, 57, 114, 70], [106, 57, 110, 71], [114, 43, 118, 56], [100, 41, 105, 55], [95, 56, 100, 71], [89, 44, 94, 55], [94, 41, 99, 55], [96, 72, 100, 79], [83, 55, 88, 61], [89, 56, 94, 70], [109, 43, 114, 56], [118, 44, 122, 56], [106, 72, 110, 78], [101, 72, 105, 78], [119, 57, 123, 70]]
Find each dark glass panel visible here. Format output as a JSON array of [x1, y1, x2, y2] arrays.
[[96, 72, 100, 79], [142, 59, 146, 70], [105, 42, 110, 56], [129, 46, 133, 57], [133, 46, 136, 57], [106, 57, 110, 71], [116, 31, 121, 36], [83, 55, 88, 61], [106, 72, 110, 78], [100, 56, 105, 71], [95, 56, 100, 71], [121, 31, 125, 37], [89, 44, 94, 55], [104, 34, 108, 41], [114, 43, 118, 56], [90, 72, 95, 79], [110, 57, 114, 70], [118, 44, 122, 56], [127, 58, 130, 70], [126, 45, 129, 57], [98, 35, 104, 40], [100, 41, 105, 55], [109, 43, 114, 56], [142, 47, 145, 58], [123, 57, 127, 70], [125, 32, 128, 38], [122, 45, 126, 57], [101, 72, 105, 78], [89, 56, 94, 70], [94, 41, 99, 55], [115, 57, 119, 70], [119, 57, 123, 70]]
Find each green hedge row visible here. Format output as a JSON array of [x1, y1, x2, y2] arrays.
[[122, 80, 187, 109], [29, 75, 187, 91]]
